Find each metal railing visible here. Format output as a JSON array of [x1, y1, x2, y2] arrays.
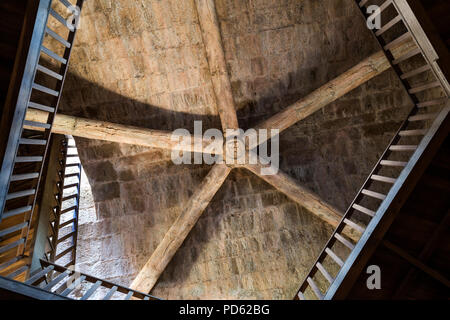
[[3, 259, 161, 300], [296, 0, 449, 300]]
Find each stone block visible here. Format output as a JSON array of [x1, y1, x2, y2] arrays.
[[92, 182, 120, 201]]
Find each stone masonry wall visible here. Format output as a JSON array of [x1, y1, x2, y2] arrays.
[[57, 0, 413, 299]]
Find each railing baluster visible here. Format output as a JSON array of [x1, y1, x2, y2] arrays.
[[36, 260, 161, 300]]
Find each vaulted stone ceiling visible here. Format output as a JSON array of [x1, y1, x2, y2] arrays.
[[55, 0, 413, 299]]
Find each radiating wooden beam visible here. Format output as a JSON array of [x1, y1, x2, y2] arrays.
[[195, 0, 239, 130], [245, 163, 361, 241], [250, 38, 417, 148], [393, 210, 450, 297], [130, 163, 231, 293], [24, 109, 220, 155]]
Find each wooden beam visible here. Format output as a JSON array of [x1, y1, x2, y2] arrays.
[[0, 276, 70, 300], [195, 0, 239, 130], [327, 107, 450, 300], [393, 0, 450, 95], [244, 163, 361, 242], [130, 163, 231, 293], [24, 109, 220, 155], [250, 39, 417, 148], [383, 240, 450, 288]]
